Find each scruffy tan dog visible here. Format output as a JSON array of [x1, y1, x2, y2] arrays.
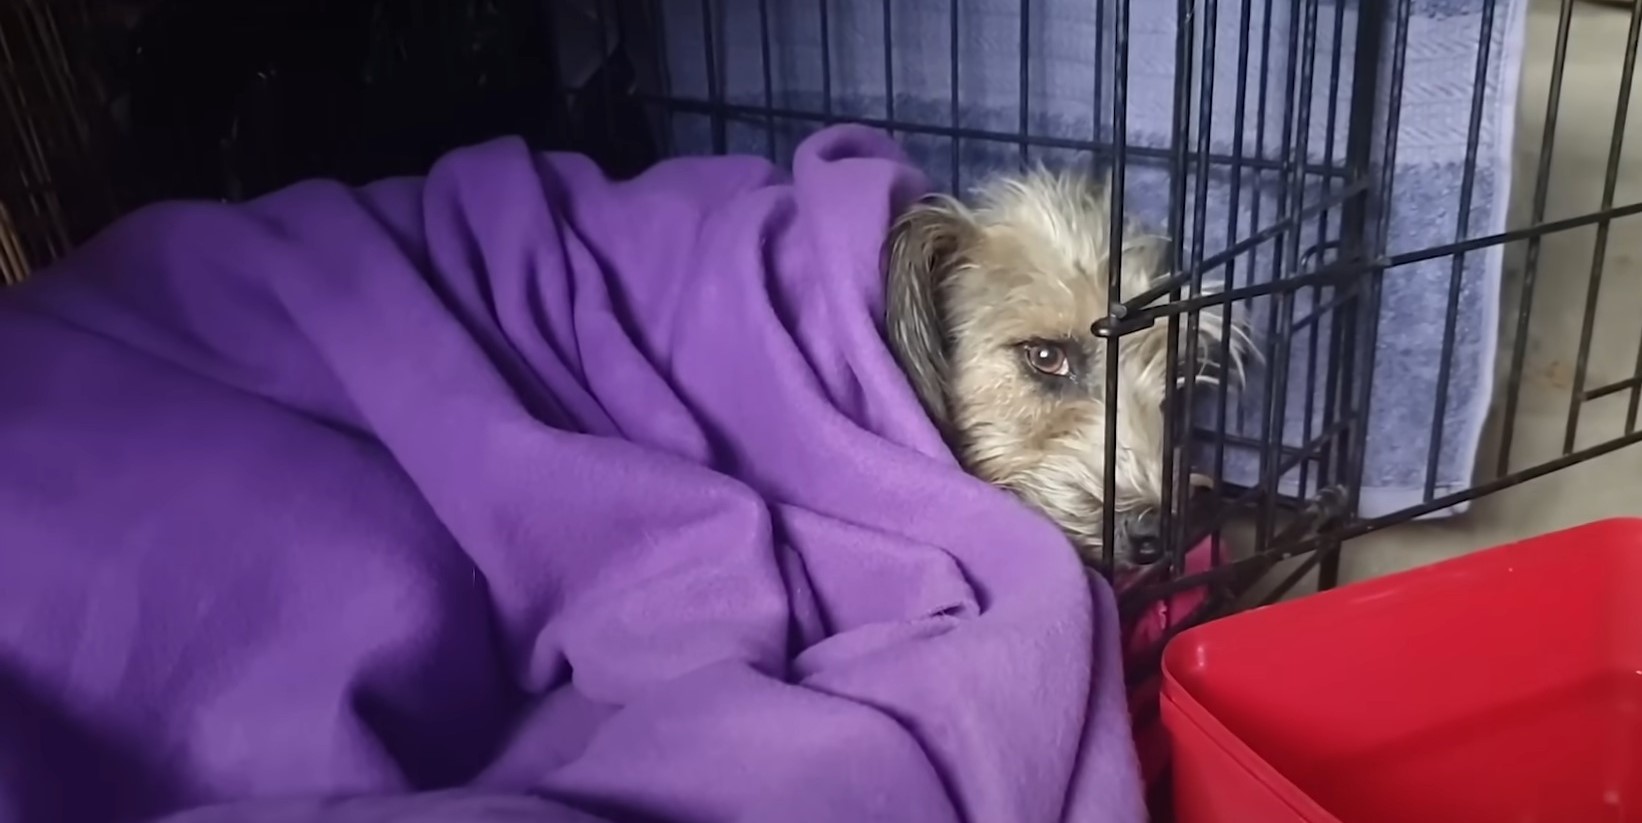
[[884, 170, 1247, 569]]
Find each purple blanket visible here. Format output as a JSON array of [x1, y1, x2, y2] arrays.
[[0, 126, 1141, 823]]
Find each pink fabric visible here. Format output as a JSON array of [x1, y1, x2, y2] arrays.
[[1119, 538, 1217, 790]]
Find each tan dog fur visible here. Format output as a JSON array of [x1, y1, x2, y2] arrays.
[[885, 169, 1247, 566]]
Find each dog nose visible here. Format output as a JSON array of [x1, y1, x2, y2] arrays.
[[1121, 511, 1165, 566]]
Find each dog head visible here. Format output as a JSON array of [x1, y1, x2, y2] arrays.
[[884, 169, 1246, 569]]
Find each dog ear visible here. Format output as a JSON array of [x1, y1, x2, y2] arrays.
[[884, 196, 973, 431]]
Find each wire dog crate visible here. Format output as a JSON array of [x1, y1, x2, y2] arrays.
[[4, 0, 1641, 649]]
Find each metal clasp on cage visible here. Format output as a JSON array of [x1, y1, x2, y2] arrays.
[[1090, 301, 1159, 339]]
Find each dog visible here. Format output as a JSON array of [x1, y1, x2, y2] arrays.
[[884, 169, 1247, 570]]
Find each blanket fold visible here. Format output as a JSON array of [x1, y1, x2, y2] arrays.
[[0, 126, 1141, 823]]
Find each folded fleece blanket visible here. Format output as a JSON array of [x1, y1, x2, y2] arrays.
[[0, 126, 1143, 823]]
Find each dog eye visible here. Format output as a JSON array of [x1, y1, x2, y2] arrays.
[[1024, 342, 1072, 377]]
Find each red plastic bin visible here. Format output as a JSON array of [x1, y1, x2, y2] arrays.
[[1162, 518, 1642, 823]]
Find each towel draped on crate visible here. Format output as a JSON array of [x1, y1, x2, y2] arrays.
[[657, 0, 1527, 518], [0, 127, 1143, 823]]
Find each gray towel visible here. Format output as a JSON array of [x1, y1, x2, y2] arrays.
[[653, 0, 1524, 520]]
